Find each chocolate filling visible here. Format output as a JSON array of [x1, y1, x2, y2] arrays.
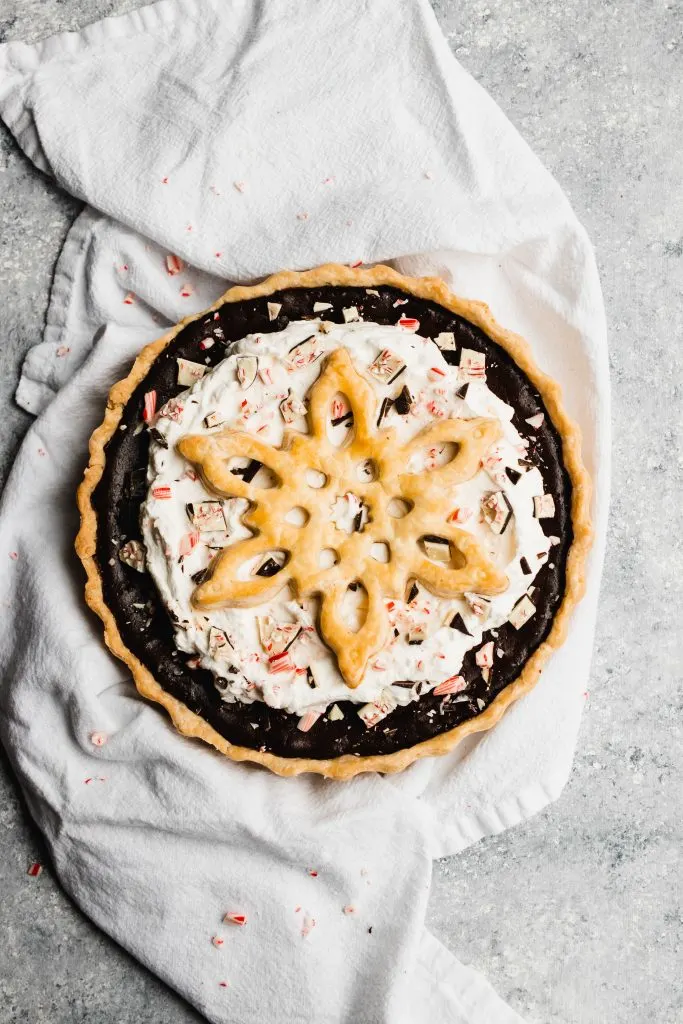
[[91, 284, 572, 761]]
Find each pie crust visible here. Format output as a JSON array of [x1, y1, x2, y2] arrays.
[[75, 264, 592, 779]]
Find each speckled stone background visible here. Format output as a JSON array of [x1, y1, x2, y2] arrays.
[[0, 1, 681, 1022]]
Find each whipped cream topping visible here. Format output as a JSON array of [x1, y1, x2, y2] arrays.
[[141, 319, 552, 721]]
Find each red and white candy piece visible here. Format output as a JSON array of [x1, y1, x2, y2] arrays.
[[157, 396, 184, 422], [152, 485, 172, 500], [211, 936, 225, 948], [187, 501, 226, 532], [525, 413, 545, 429], [204, 410, 226, 429], [428, 365, 447, 381], [368, 349, 406, 385], [199, 337, 215, 350], [178, 530, 200, 558], [119, 540, 146, 572], [458, 348, 486, 383], [280, 390, 307, 424], [223, 912, 247, 926], [358, 689, 397, 729], [123, 292, 135, 305], [448, 506, 472, 525], [481, 491, 513, 535], [142, 390, 157, 422], [481, 446, 509, 488], [91, 732, 108, 747], [27, 862, 43, 877], [509, 594, 536, 630], [297, 709, 321, 732], [397, 316, 420, 332], [166, 253, 184, 276], [433, 675, 466, 696], [464, 592, 492, 620], [209, 627, 233, 659], [475, 641, 494, 669]]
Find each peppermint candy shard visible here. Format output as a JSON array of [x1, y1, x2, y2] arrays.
[[119, 540, 146, 572], [280, 390, 307, 424], [481, 447, 508, 488], [475, 641, 494, 668], [433, 675, 466, 696], [458, 348, 486, 383], [177, 358, 207, 386], [358, 689, 397, 729], [368, 349, 406, 385], [393, 385, 413, 416], [211, 936, 224, 948], [27, 862, 43, 878], [464, 592, 492, 620], [447, 612, 471, 635], [267, 302, 282, 321], [481, 491, 513, 535], [423, 535, 451, 563], [186, 501, 227, 533], [407, 625, 425, 645], [533, 494, 556, 519], [328, 703, 344, 721], [525, 413, 545, 429], [397, 316, 419, 331], [342, 306, 360, 322], [313, 301, 333, 312], [236, 355, 258, 389], [297, 710, 321, 732], [204, 410, 226, 429], [209, 627, 233, 658], [509, 594, 537, 630], [286, 335, 323, 370], [199, 337, 215, 350], [142, 390, 157, 422], [166, 253, 184, 276], [224, 912, 247, 926], [436, 331, 456, 350], [506, 467, 522, 485]]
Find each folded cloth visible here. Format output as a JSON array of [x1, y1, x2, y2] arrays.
[[0, 1, 609, 1021]]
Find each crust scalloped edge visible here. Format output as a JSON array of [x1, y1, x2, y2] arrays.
[[75, 263, 593, 780]]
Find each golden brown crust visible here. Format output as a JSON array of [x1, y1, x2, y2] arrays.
[[75, 263, 593, 779]]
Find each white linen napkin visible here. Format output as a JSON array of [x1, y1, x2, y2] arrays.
[[0, 1, 609, 1021]]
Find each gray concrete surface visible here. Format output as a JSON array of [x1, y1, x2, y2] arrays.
[[1, 1, 681, 1022]]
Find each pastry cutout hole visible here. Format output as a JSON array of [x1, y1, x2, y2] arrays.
[[420, 535, 466, 570], [306, 469, 328, 489], [387, 498, 413, 519], [228, 457, 278, 488], [408, 442, 459, 474], [327, 392, 355, 448], [341, 581, 368, 633], [243, 550, 289, 579], [356, 459, 378, 483], [285, 506, 310, 527], [319, 548, 340, 569], [370, 542, 390, 563]]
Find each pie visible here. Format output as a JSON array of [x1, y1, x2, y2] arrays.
[[75, 264, 592, 778]]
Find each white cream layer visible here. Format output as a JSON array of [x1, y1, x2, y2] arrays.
[[141, 319, 551, 718]]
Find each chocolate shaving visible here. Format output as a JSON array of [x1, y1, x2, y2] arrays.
[[376, 397, 392, 426], [520, 556, 532, 575], [455, 383, 469, 400], [407, 582, 419, 603], [191, 568, 210, 585], [288, 334, 317, 354], [505, 467, 522, 485], [331, 411, 353, 428], [352, 510, 364, 532], [387, 364, 406, 385], [448, 613, 471, 635], [255, 557, 283, 578], [283, 626, 304, 652], [148, 428, 168, 448], [231, 459, 262, 483], [125, 468, 147, 498], [393, 385, 413, 416]]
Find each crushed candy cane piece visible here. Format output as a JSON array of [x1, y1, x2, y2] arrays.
[[297, 710, 321, 732], [236, 355, 258, 389], [509, 594, 536, 629], [166, 253, 184, 276], [308, 869, 318, 877], [358, 689, 397, 729], [187, 501, 226, 532], [448, 506, 472, 524], [152, 485, 171, 500], [158, 396, 184, 421], [464, 592, 492, 620], [368, 349, 406, 385], [343, 306, 360, 322], [178, 530, 200, 558], [328, 704, 344, 721], [458, 348, 486, 382], [428, 365, 447, 381], [123, 292, 135, 305], [119, 540, 146, 572], [481, 491, 513, 535], [525, 413, 545, 429], [267, 302, 282, 321], [433, 675, 466, 696], [397, 316, 419, 331], [342, 905, 356, 915], [199, 337, 215, 350], [223, 912, 247, 926], [9, 551, 18, 561], [209, 627, 233, 659], [212, 936, 225, 948], [27, 862, 43, 877], [533, 494, 556, 518], [436, 331, 456, 350], [234, 180, 246, 192], [142, 390, 157, 422], [176, 358, 207, 386], [56, 345, 70, 357], [280, 390, 307, 423], [301, 913, 316, 938], [475, 641, 495, 669], [90, 731, 108, 747], [297, 211, 309, 221], [481, 446, 509, 488]]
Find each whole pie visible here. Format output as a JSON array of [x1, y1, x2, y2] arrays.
[[76, 264, 591, 778]]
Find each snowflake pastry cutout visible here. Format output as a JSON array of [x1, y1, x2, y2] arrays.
[[177, 348, 508, 688]]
